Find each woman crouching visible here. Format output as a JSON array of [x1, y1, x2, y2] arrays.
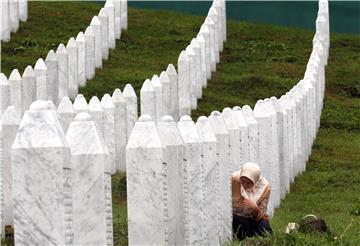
[[232, 162, 273, 240]]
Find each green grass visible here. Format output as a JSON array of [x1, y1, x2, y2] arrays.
[[1, 2, 360, 246]]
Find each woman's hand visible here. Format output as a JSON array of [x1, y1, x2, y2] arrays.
[[241, 198, 258, 210]]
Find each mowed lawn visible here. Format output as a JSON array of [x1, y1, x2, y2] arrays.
[[2, 2, 360, 246]]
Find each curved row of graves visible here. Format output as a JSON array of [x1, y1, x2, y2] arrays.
[[0, 0, 28, 42]]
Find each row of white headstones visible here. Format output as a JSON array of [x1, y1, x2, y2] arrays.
[[0, 0, 227, 245], [126, 0, 330, 245], [0, 0, 28, 42], [0, 0, 128, 118]]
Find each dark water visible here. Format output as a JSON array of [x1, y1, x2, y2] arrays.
[[129, 1, 360, 35]]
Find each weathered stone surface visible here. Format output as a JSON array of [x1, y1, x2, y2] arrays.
[[90, 16, 103, 69], [160, 71, 171, 117], [88, 96, 105, 138], [0, 74, 10, 116], [56, 43, 69, 101], [66, 38, 78, 99], [57, 97, 75, 133], [98, 8, 109, 60], [140, 79, 156, 120], [113, 0, 122, 39], [166, 64, 179, 121], [242, 105, 259, 164], [123, 84, 138, 141], [73, 94, 89, 114], [22, 66, 36, 113], [84, 27, 96, 80], [232, 106, 250, 164], [186, 45, 197, 110], [208, 7, 220, 63], [196, 34, 207, 88], [199, 25, 211, 80], [177, 51, 191, 117], [151, 75, 163, 122], [76, 32, 86, 87], [105, 0, 116, 49], [8, 69, 23, 115], [204, 17, 216, 72], [34, 58, 48, 101], [190, 39, 202, 99], [45, 50, 59, 103]]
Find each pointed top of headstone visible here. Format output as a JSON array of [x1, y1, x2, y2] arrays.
[[185, 45, 195, 56], [9, 69, 22, 81], [57, 97, 74, 114], [30, 100, 53, 111], [46, 100, 57, 111], [127, 115, 162, 149], [178, 50, 188, 62], [84, 26, 94, 36], [112, 88, 125, 103], [233, 106, 241, 111], [157, 115, 183, 146], [222, 107, 239, 130], [196, 33, 205, 43], [99, 8, 107, 17], [205, 16, 215, 26], [34, 58, 47, 70], [177, 115, 200, 143], [208, 6, 218, 17], [76, 31, 85, 42], [242, 105, 257, 123], [196, 116, 217, 142], [73, 94, 89, 113], [45, 50, 57, 61], [105, 0, 114, 8], [179, 115, 192, 122], [200, 24, 210, 33], [56, 43, 67, 54], [67, 37, 77, 48], [0, 73, 8, 85], [210, 110, 221, 116], [166, 64, 177, 75], [141, 79, 154, 92], [232, 106, 248, 127], [254, 99, 265, 116], [23, 65, 34, 78], [160, 115, 174, 122], [89, 96, 103, 112], [138, 114, 152, 122], [190, 38, 200, 49], [91, 16, 101, 26], [159, 71, 170, 84], [151, 75, 161, 87], [75, 112, 92, 121], [101, 94, 115, 108], [1, 106, 21, 125], [208, 110, 228, 135], [123, 84, 137, 98]]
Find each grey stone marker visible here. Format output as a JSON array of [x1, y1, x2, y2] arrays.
[[160, 71, 171, 117], [140, 79, 156, 120], [34, 58, 47, 101], [76, 32, 86, 87], [56, 44, 69, 101], [112, 88, 127, 172], [0, 74, 10, 116], [66, 112, 109, 245], [90, 16, 103, 69], [166, 64, 179, 121], [1, 106, 20, 230], [151, 75, 163, 122], [88, 96, 105, 138], [9, 69, 23, 116], [105, 0, 116, 49], [195, 116, 219, 245], [22, 66, 36, 113], [177, 116, 204, 245], [12, 100, 70, 245], [186, 45, 197, 110], [73, 94, 89, 114], [66, 38, 78, 99], [99, 8, 109, 60], [84, 27, 96, 80], [208, 111, 232, 245], [177, 51, 191, 117], [45, 50, 59, 103], [123, 84, 138, 141], [57, 97, 75, 133], [157, 116, 185, 245], [126, 115, 166, 245]]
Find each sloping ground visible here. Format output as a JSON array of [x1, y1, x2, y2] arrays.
[[2, 2, 360, 245]]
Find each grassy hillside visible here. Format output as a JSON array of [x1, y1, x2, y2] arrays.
[[2, 2, 360, 246]]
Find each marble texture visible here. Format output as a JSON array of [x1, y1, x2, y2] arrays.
[[151, 75, 163, 122], [112, 89, 127, 172], [126, 115, 166, 245], [186, 45, 197, 110], [1, 0, 11, 42], [9, 0, 19, 33], [140, 79, 156, 120], [121, 0, 128, 30], [99, 8, 109, 60], [73, 94, 89, 114], [213, 0, 223, 51], [101, 94, 116, 174], [76, 32, 86, 87], [222, 108, 241, 173], [66, 113, 108, 246], [242, 105, 259, 164], [84, 27, 96, 80], [104, 173, 114, 246], [45, 50, 59, 103], [89, 96, 105, 139], [232, 106, 250, 164], [160, 71, 171, 117], [166, 64, 179, 121], [177, 116, 204, 245], [113, 0, 122, 39], [204, 17, 216, 72], [90, 16, 103, 69], [12, 101, 70, 245], [123, 84, 138, 141], [66, 38, 78, 99], [208, 7, 220, 63], [56, 43, 69, 101], [105, 0, 116, 49], [157, 116, 185, 245], [177, 51, 191, 117], [57, 97, 75, 133], [1, 106, 20, 229], [220, 0, 227, 42], [0, 74, 10, 117], [34, 58, 47, 101], [190, 39, 202, 100], [22, 66, 36, 114], [208, 111, 232, 245], [196, 34, 207, 88], [18, 0, 28, 22], [195, 116, 219, 245], [199, 25, 211, 80], [9, 69, 23, 116]]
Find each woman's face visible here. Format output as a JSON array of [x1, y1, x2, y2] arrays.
[[240, 176, 254, 190]]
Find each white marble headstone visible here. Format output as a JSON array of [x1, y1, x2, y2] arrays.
[[123, 84, 138, 141], [160, 71, 171, 117], [105, 0, 116, 49], [140, 79, 156, 120], [8, 69, 23, 115], [98, 8, 109, 60], [57, 97, 75, 133], [76, 32, 86, 87], [242, 105, 259, 164], [190, 39, 202, 100], [232, 106, 250, 164], [56, 43, 69, 101], [121, 0, 128, 30], [34, 58, 48, 101], [22, 66, 36, 113], [18, 0, 28, 22], [1, 0, 11, 42], [151, 75, 163, 122], [166, 64, 179, 121], [45, 50, 59, 103], [84, 26, 96, 80], [185, 45, 197, 110], [88, 96, 105, 139], [208, 7, 220, 63], [90, 16, 103, 69], [204, 17, 216, 72], [199, 25, 211, 80], [0, 74, 10, 116], [113, 0, 122, 39], [177, 51, 191, 117], [73, 94, 89, 114], [196, 34, 207, 88], [9, 0, 19, 33], [66, 38, 79, 99]]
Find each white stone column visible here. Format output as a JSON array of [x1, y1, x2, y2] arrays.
[[99, 8, 109, 61], [112, 88, 127, 172], [232, 106, 250, 164], [208, 111, 232, 245], [73, 94, 89, 114], [57, 97, 75, 133], [221, 108, 241, 173], [126, 115, 166, 245], [76, 32, 86, 87], [242, 105, 259, 164], [160, 71, 171, 117], [1, 0, 11, 42], [151, 75, 163, 122], [9, 0, 19, 33], [208, 7, 220, 63], [105, 0, 116, 49], [34, 58, 47, 101], [45, 50, 59, 103], [213, 0, 224, 51], [113, 0, 122, 39], [12, 101, 70, 245], [205, 17, 216, 72], [0, 74, 10, 116], [195, 116, 219, 245], [84, 27, 96, 80], [56, 44, 69, 101], [1, 106, 20, 230], [190, 39, 202, 100], [140, 79, 156, 120], [66, 113, 108, 245], [66, 38, 78, 99], [9, 69, 23, 115], [22, 66, 36, 113], [177, 116, 204, 245], [90, 16, 103, 69], [157, 116, 185, 245], [101, 94, 116, 174], [166, 64, 179, 121], [123, 84, 137, 141], [88, 96, 105, 138], [220, 0, 227, 42], [186, 45, 197, 110], [121, 0, 128, 30], [18, 0, 27, 22], [177, 51, 191, 117], [196, 34, 207, 88], [199, 25, 211, 80]]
